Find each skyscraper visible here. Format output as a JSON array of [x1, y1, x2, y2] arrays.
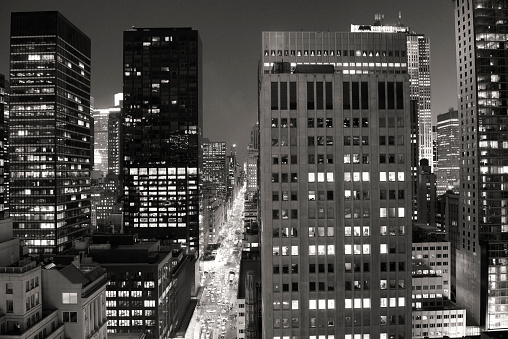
[[0, 74, 8, 220], [9, 11, 92, 255], [435, 109, 459, 196], [246, 122, 260, 200], [454, 0, 508, 330], [202, 140, 227, 199], [260, 31, 412, 338], [352, 15, 433, 170], [122, 28, 202, 254], [93, 109, 110, 175]]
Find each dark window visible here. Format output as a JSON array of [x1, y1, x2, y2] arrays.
[[326, 82, 333, 109], [310, 282, 316, 291], [352, 82, 360, 109], [308, 118, 314, 128], [343, 82, 350, 109], [309, 264, 316, 273], [283, 284, 289, 291], [316, 82, 324, 110], [307, 82, 314, 109], [396, 82, 403, 109], [291, 155, 297, 164], [273, 266, 280, 274], [361, 82, 368, 109], [292, 282, 299, 291], [328, 264, 334, 272], [271, 82, 278, 110], [378, 82, 385, 109], [387, 82, 395, 109], [290, 82, 297, 109], [280, 82, 288, 110], [308, 136, 315, 146]]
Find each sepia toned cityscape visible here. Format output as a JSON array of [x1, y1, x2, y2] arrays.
[[0, 1, 507, 339]]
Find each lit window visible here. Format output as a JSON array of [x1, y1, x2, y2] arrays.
[[318, 299, 326, 309], [292, 300, 299, 310], [345, 245, 352, 255], [309, 173, 316, 182], [380, 244, 387, 254], [328, 299, 335, 309], [380, 172, 387, 181], [363, 298, 371, 308], [398, 207, 405, 217], [309, 300, 317, 309], [62, 292, 77, 304], [327, 173, 334, 182], [318, 173, 325, 182], [398, 297, 405, 307], [309, 245, 316, 255]]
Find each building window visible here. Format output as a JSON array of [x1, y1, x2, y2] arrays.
[[63, 311, 78, 322], [62, 292, 77, 304], [6, 283, 13, 294]]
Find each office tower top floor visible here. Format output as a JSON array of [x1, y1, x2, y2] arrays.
[[9, 11, 91, 255]]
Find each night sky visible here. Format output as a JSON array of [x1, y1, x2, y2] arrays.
[[0, 0, 457, 164]]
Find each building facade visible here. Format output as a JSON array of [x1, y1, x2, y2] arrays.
[[435, 109, 460, 196], [0, 74, 8, 221], [89, 234, 195, 338], [454, 0, 508, 330], [93, 109, 109, 175], [246, 123, 260, 201], [9, 11, 92, 255], [41, 262, 108, 339], [202, 140, 227, 199], [122, 28, 202, 254], [351, 17, 433, 170], [260, 31, 413, 339]]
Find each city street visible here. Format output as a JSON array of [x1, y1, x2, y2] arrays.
[[187, 187, 245, 339]]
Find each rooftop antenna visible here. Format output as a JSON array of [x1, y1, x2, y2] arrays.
[[374, 14, 384, 26], [397, 11, 402, 26]]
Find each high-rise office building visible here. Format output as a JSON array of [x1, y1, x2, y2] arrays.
[[0, 74, 8, 220], [202, 140, 227, 199], [435, 109, 460, 196], [260, 31, 412, 338], [122, 28, 202, 254], [92, 95, 123, 177], [93, 109, 110, 175], [246, 123, 260, 200], [9, 11, 91, 255], [352, 15, 433, 170], [453, 0, 508, 331]]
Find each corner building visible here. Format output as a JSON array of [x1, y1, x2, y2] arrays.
[[122, 28, 202, 253], [260, 32, 413, 339], [453, 0, 508, 331], [9, 11, 92, 255]]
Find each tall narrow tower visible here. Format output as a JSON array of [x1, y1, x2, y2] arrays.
[[259, 31, 413, 338], [9, 11, 92, 255], [352, 17, 432, 171], [122, 28, 202, 254], [453, 0, 508, 331]]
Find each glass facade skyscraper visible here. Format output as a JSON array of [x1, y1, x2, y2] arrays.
[[454, 0, 508, 330], [122, 28, 202, 254], [9, 11, 92, 255], [260, 31, 412, 339]]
